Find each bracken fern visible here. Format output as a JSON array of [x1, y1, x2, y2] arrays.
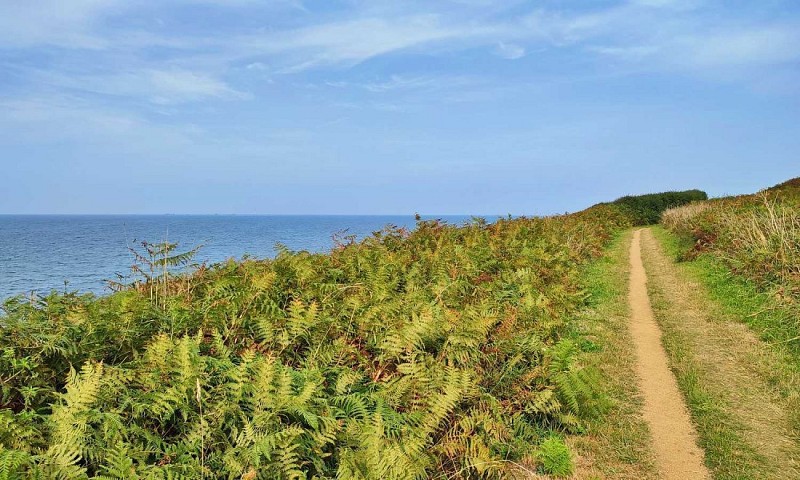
[[0, 193, 688, 478]]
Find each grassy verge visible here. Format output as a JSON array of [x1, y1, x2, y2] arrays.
[[644, 227, 800, 479], [652, 225, 800, 363], [568, 230, 658, 479], [653, 225, 800, 423], [646, 292, 761, 479]]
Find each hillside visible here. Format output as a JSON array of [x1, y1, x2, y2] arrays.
[[0, 191, 705, 479], [662, 178, 800, 350]]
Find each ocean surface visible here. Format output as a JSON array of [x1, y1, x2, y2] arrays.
[[0, 215, 473, 300]]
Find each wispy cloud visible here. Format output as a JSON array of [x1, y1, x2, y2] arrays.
[[0, 0, 125, 49], [0, 94, 194, 149], [24, 67, 248, 104], [678, 25, 800, 67], [495, 42, 525, 59], [325, 75, 479, 93], [2, 0, 799, 155], [238, 15, 499, 72]]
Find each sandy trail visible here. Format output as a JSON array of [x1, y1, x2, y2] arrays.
[[627, 229, 709, 479]]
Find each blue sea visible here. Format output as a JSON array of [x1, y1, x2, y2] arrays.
[[0, 215, 473, 300]]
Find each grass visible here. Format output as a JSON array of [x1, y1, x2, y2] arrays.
[[653, 225, 800, 362], [643, 227, 800, 479], [660, 178, 800, 353], [657, 178, 800, 452], [644, 285, 761, 479]]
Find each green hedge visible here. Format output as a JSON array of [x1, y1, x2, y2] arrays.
[[610, 189, 708, 225]]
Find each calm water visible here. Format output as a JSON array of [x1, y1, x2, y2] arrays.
[[0, 215, 472, 299]]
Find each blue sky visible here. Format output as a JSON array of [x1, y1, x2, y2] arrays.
[[1, 0, 798, 215]]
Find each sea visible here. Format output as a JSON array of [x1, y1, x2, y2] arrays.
[[0, 215, 474, 300]]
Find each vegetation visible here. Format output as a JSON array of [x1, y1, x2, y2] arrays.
[[661, 178, 800, 351], [0, 192, 699, 479], [536, 437, 573, 477], [657, 180, 800, 478], [609, 190, 708, 226], [567, 231, 658, 479]]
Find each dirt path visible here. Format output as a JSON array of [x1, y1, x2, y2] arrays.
[[627, 229, 710, 479], [568, 231, 659, 479]]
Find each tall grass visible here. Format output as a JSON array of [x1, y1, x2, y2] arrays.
[[662, 186, 800, 287], [660, 202, 710, 232], [661, 178, 800, 350], [720, 195, 800, 285]]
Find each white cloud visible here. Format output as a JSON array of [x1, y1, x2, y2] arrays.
[[1, 0, 798, 124], [0, 0, 125, 49], [23, 67, 247, 104], [494, 42, 526, 59], [586, 22, 800, 73], [587, 45, 660, 60], [0, 95, 194, 148], [245, 62, 268, 70], [680, 25, 800, 67], [362, 76, 443, 92], [236, 15, 501, 71], [146, 69, 248, 103], [629, 0, 700, 10], [360, 75, 479, 93], [517, 5, 800, 74]]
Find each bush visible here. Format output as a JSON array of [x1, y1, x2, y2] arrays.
[[611, 190, 708, 225]]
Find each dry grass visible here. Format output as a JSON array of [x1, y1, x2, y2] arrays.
[[660, 202, 710, 232], [662, 189, 800, 288], [662, 187, 800, 354], [720, 194, 800, 284]]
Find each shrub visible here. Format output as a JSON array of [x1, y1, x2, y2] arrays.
[[611, 190, 708, 225]]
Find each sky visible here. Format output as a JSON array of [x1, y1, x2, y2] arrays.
[[0, 0, 799, 215]]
